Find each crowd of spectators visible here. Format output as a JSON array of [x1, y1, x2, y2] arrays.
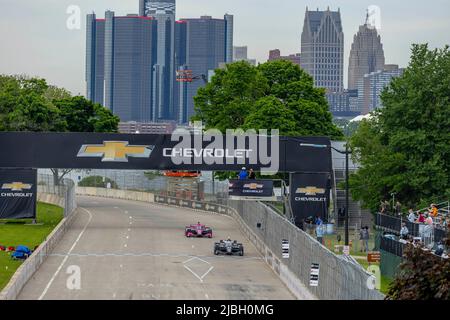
[[381, 202, 449, 231], [381, 202, 449, 258]]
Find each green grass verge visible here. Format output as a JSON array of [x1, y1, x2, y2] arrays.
[[356, 259, 392, 295], [0, 202, 63, 290], [321, 233, 392, 295]]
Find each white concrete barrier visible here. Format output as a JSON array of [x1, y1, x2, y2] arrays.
[[76, 187, 154, 203]]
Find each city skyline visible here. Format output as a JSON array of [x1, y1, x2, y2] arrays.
[[0, 0, 449, 95]]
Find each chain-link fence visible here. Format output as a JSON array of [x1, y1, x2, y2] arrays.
[[219, 199, 384, 300], [37, 173, 76, 217], [61, 169, 229, 202]]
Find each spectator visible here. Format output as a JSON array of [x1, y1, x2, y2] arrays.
[[429, 204, 438, 217], [238, 167, 248, 180], [384, 200, 391, 214], [400, 223, 409, 240], [315, 224, 324, 244], [435, 242, 445, 256], [417, 212, 426, 223], [395, 201, 402, 216], [298, 218, 304, 231], [315, 215, 323, 226], [248, 168, 256, 179], [362, 226, 370, 252], [425, 214, 433, 226], [359, 227, 364, 252], [380, 201, 386, 213], [444, 218, 450, 229], [407, 209, 416, 223]]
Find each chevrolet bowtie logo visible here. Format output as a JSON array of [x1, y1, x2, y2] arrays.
[[2, 182, 33, 191], [243, 183, 264, 190], [77, 141, 154, 162], [296, 186, 325, 195]]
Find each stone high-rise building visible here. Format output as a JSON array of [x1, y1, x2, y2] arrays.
[[348, 13, 385, 90], [300, 7, 344, 92], [268, 49, 301, 66]]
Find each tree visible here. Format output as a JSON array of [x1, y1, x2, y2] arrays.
[[44, 85, 71, 101], [192, 60, 343, 181], [51, 96, 119, 185], [193, 60, 343, 139], [78, 176, 118, 189], [385, 238, 450, 300], [0, 75, 66, 131], [243, 96, 298, 135], [192, 61, 269, 131], [349, 44, 450, 211], [54, 96, 119, 133]]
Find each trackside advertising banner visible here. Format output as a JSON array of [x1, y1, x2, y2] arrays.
[[0, 168, 37, 219], [228, 179, 274, 197], [0, 132, 332, 173], [289, 172, 331, 226]]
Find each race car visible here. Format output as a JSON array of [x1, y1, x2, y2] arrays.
[[185, 222, 213, 238], [214, 239, 244, 256]]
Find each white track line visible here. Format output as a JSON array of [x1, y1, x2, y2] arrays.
[[38, 207, 93, 300], [182, 257, 214, 283], [183, 265, 204, 282], [48, 252, 262, 261]]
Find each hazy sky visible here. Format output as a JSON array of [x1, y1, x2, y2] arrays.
[[0, 0, 449, 95]]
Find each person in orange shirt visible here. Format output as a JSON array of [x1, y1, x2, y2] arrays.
[[429, 204, 438, 217]]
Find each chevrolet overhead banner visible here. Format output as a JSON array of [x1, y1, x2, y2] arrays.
[[228, 179, 274, 197], [0, 132, 332, 173], [289, 172, 331, 227], [0, 168, 37, 219]]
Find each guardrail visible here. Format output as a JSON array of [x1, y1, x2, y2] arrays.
[[0, 176, 78, 300], [222, 200, 384, 300]]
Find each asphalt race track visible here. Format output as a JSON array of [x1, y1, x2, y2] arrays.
[[18, 196, 295, 300]]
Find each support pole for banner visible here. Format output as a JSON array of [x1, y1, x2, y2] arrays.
[[212, 171, 215, 196], [345, 142, 349, 246], [298, 141, 351, 245]]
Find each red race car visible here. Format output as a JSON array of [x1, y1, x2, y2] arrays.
[[185, 222, 213, 238]]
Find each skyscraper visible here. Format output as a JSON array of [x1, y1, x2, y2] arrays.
[[140, 0, 176, 120], [300, 7, 344, 92], [233, 46, 248, 61], [357, 65, 404, 114], [174, 15, 233, 124], [348, 13, 385, 90], [233, 46, 256, 66], [86, 14, 105, 106], [86, 11, 158, 122]]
